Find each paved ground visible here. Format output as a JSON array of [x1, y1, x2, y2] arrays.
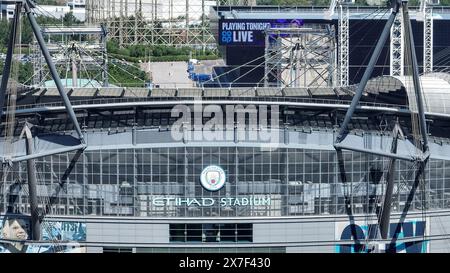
[[193, 59, 225, 74], [141, 61, 193, 88], [140, 59, 224, 88]]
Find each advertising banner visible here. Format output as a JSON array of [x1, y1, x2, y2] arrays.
[[218, 19, 304, 46], [0, 215, 87, 253], [335, 219, 429, 253]]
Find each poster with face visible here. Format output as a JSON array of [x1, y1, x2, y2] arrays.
[[0, 215, 87, 253], [1, 217, 30, 241]]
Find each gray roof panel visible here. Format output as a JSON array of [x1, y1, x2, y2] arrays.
[[230, 88, 256, 97], [283, 87, 310, 97], [123, 88, 150, 97], [150, 89, 177, 97]]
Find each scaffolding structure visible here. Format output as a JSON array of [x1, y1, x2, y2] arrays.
[[264, 24, 337, 88], [85, 0, 256, 48], [31, 26, 109, 87]]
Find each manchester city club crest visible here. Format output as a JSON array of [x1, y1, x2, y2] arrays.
[[200, 165, 226, 191]]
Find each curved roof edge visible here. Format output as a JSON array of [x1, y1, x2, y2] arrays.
[[367, 73, 450, 116]]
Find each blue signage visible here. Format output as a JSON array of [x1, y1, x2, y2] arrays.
[[218, 19, 304, 46], [336, 220, 428, 253]]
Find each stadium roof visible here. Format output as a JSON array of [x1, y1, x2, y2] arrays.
[[366, 75, 450, 116], [5, 73, 450, 120], [42, 79, 118, 88]]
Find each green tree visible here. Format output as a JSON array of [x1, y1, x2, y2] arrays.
[[18, 62, 33, 84], [0, 61, 33, 84], [63, 12, 80, 26], [35, 0, 59, 4], [0, 19, 9, 52]]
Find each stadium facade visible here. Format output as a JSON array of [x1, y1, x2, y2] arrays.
[[1, 75, 450, 253], [2, 4, 450, 253]]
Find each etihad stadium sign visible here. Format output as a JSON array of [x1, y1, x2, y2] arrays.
[[152, 165, 271, 207], [152, 197, 271, 207]]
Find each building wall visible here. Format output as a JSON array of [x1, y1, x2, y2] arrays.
[[87, 222, 168, 245], [22, 211, 450, 252], [2, 140, 450, 252]]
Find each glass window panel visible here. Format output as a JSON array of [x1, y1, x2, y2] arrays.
[[186, 224, 202, 242]]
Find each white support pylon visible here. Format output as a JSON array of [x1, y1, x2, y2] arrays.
[[338, 4, 349, 86], [419, 0, 438, 74], [423, 6, 433, 74], [390, 6, 404, 76]]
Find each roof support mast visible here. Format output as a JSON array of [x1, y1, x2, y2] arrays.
[[378, 122, 403, 239], [22, 122, 41, 240], [403, 2, 430, 154], [334, 0, 430, 161], [0, 0, 89, 239], [334, 0, 432, 246], [378, 2, 433, 240], [0, 3, 21, 118], [334, 0, 401, 148], [23, 0, 85, 145], [0, 0, 85, 147]]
